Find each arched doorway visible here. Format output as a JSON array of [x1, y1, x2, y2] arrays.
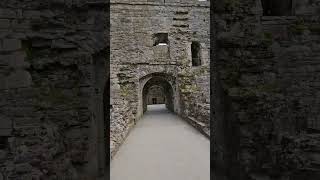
[[137, 73, 176, 119], [142, 76, 174, 112]]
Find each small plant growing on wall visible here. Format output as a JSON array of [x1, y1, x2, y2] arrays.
[[120, 84, 131, 97], [289, 18, 309, 35]]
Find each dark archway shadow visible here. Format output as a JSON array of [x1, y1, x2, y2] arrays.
[[103, 78, 110, 176], [91, 50, 109, 178], [142, 76, 174, 114]]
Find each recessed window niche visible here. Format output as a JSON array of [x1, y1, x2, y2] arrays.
[[153, 33, 169, 46], [191, 41, 201, 67]]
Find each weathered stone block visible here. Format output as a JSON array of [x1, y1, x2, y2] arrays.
[[11, 19, 31, 30], [2, 39, 21, 51], [0, 19, 10, 29], [7, 51, 29, 69], [0, 70, 32, 90], [0, 115, 12, 136], [15, 163, 32, 174], [0, 150, 8, 161], [23, 10, 41, 20], [7, 137, 15, 151], [0, 9, 16, 18], [153, 44, 170, 59], [51, 39, 77, 49]]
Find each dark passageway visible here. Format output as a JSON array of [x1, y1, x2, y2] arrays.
[[142, 76, 174, 113]]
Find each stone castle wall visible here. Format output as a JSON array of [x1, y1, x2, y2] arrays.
[[1, 0, 319, 179], [213, 0, 320, 179], [110, 0, 210, 157], [0, 1, 108, 179]]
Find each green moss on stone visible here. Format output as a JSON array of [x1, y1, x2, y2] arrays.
[[180, 84, 198, 93], [264, 32, 273, 41], [261, 32, 273, 46], [309, 24, 320, 34], [289, 19, 308, 35], [21, 40, 34, 61], [120, 85, 130, 97]]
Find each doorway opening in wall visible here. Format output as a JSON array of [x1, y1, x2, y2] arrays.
[[142, 76, 174, 113], [111, 72, 210, 180]]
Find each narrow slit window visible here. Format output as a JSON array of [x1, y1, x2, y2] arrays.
[[153, 33, 169, 46], [191, 41, 201, 66], [262, 0, 293, 16]]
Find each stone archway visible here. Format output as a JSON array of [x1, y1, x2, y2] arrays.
[[137, 73, 177, 119], [142, 76, 174, 112]]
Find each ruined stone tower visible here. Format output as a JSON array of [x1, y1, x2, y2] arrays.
[[110, 0, 210, 157], [0, 0, 320, 179]]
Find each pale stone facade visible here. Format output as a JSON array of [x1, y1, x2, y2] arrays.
[[110, 0, 210, 157]]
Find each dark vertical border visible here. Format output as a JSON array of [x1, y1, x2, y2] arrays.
[[210, 0, 215, 180], [106, 0, 111, 180], [210, 1, 242, 179]]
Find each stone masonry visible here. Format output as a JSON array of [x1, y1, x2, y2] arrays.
[[1, 0, 319, 179], [213, 0, 320, 179], [0, 1, 108, 179], [110, 0, 210, 157]]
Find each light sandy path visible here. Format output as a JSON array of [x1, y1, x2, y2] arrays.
[[110, 104, 210, 180]]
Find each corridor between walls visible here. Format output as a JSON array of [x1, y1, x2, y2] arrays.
[[110, 104, 210, 180]]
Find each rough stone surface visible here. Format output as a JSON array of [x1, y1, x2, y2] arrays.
[[0, 0, 319, 179], [110, 0, 210, 157], [0, 0, 108, 179], [213, 0, 320, 179]]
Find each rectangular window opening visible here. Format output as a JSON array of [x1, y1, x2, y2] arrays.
[[191, 41, 201, 66], [153, 33, 169, 46]]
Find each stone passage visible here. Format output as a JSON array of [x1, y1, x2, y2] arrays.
[[110, 0, 210, 158], [110, 104, 210, 180]]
